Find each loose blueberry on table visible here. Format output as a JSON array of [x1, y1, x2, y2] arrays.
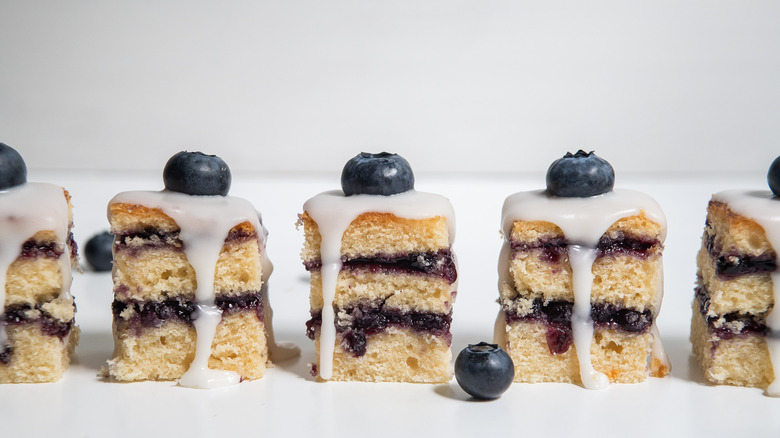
[[546, 150, 614, 198], [341, 152, 415, 196], [454, 342, 514, 400], [84, 231, 114, 272], [163, 151, 231, 196], [768, 155, 780, 197], [0, 142, 28, 190]]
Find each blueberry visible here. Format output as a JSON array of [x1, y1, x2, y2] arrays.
[[768, 155, 780, 197], [454, 342, 514, 400], [163, 151, 231, 196], [546, 150, 614, 198], [341, 152, 414, 196], [84, 231, 114, 272], [0, 143, 27, 190]]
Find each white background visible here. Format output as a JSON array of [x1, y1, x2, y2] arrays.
[[1, 1, 779, 174]]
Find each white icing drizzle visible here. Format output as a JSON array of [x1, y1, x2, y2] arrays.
[[500, 189, 667, 389], [111, 190, 264, 389], [303, 189, 456, 380], [261, 254, 301, 362], [0, 183, 72, 349], [649, 257, 670, 376], [711, 189, 780, 396]]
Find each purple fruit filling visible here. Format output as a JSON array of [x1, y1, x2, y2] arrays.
[[304, 249, 457, 284], [705, 234, 777, 278], [503, 299, 653, 355], [18, 239, 63, 260], [113, 292, 264, 335], [511, 237, 568, 264], [0, 303, 76, 365], [68, 232, 78, 261], [596, 233, 659, 257], [113, 228, 258, 256], [0, 344, 11, 365], [694, 284, 768, 339], [511, 234, 660, 263], [306, 301, 452, 357]]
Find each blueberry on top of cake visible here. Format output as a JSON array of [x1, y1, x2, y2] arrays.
[[341, 152, 414, 196], [497, 150, 668, 388], [546, 150, 615, 198], [0, 142, 27, 190], [163, 151, 232, 196], [691, 155, 780, 396], [301, 152, 457, 382], [0, 142, 78, 383]]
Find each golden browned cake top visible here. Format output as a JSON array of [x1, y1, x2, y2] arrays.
[[706, 200, 774, 256], [110, 201, 256, 237], [509, 212, 663, 244], [300, 211, 451, 261]]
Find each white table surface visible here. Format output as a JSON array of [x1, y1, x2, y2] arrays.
[[2, 170, 779, 437]]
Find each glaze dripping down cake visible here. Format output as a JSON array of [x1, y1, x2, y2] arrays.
[[105, 151, 293, 387], [0, 143, 78, 383], [691, 190, 780, 395], [301, 152, 457, 382], [496, 151, 669, 387]]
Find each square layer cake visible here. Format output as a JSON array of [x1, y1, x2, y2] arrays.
[[105, 152, 280, 388], [301, 152, 457, 382], [691, 191, 780, 394], [496, 151, 669, 388], [0, 182, 78, 383]]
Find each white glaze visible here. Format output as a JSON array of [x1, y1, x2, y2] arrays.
[[0, 183, 72, 348], [303, 189, 456, 380], [261, 255, 301, 362], [712, 189, 780, 396], [111, 190, 265, 389], [500, 189, 667, 389]]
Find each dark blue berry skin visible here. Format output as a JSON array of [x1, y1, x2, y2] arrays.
[[768, 155, 780, 197], [454, 342, 514, 400], [341, 152, 415, 196], [546, 150, 615, 198], [84, 231, 114, 272], [163, 151, 231, 196], [0, 143, 27, 190]]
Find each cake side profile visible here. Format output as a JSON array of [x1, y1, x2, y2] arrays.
[[691, 191, 780, 394], [301, 152, 457, 382], [0, 143, 78, 383], [495, 151, 669, 388], [105, 151, 296, 388]]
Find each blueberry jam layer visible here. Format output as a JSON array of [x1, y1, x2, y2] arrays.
[[694, 285, 768, 340], [503, 299, 653, 355], [18, 238, 64, 260], [0, 304, 75, 365], [705, 233, 777, 278], [306, 301, 452, 357], [113, 291, 264, 335], [303, 249, 457, 284], [113, 228, 258, 256], [510, 234, 661, 263]]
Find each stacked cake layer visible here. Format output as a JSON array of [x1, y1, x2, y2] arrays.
[[497, 190, 669, 387], [301, 191, 457, 382], [106, 192, 270, 384], [0, 183, 78, 383], [691, 193, 780, 391]]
